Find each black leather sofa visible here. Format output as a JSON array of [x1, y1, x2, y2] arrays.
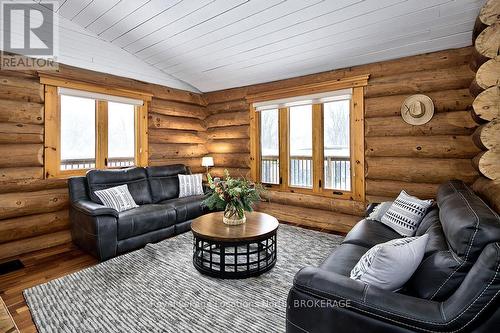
[[68, 164, 209, 261], [287, 180, 500, 332]]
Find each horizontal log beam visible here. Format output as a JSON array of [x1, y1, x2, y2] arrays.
[[364, 89, 473, 118], [0, 99, 43, 124], [365, 65, 474, 98], [366, 157, 478, 183], [0, 230, 71, 260], [207, 99, 248, 114], [0, 188, 69, 220], [366, 135, 480, 158], [472, 177, 500, 213], [366, 179, 439, 199], [205, 111, 249, 128], [208, 167, 250, 179], [0, 210, 69, 244], [206, 139, 250, 154], [148, 129, 205, 144], [206, 125, 249, 140], [149, 143, 208, 160], [148, 158, 205, 173], [211, 153, 250, 168], [0, 167, 43, 182], [0, 122, 44, 143], [0, 144, 43, 168], [261, 190, 365, 216], [365, 111, 477, 137], [255, 201, 359, 234], [151, 99, 206, 119], [0, 76, 43, 103], [148, 113, 205, 132], [0, 177, 67, 194]]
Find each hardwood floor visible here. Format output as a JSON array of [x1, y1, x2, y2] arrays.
[[0, 222, 343, 333], [0, 244, 97, 333]]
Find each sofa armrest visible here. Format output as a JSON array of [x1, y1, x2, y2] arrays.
[[72, 200, 119, 218], [290, 267, 445, 331]]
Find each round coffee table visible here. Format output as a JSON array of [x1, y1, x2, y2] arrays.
[[191, 211, 279, 279]]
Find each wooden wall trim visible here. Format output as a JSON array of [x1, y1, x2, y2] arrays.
[[246, 74, 369, 103], [39, 75, 153, 101]]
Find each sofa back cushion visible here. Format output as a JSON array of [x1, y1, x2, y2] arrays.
[[406, 180, 500, 301], [87, 167, 152, 205], [438, 181, 500, 261], [146, 164, 190, 203]]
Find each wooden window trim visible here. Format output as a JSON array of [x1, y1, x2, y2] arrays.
[[249, 75, 368, 203], [43, 79, 150, 179]]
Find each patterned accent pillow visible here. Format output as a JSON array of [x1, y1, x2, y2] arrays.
[[380, 191, 433, 236], [178, 174, 204, 198], [350, 234, 429, 291], [368, 201, 393, 222], [94, 184, 138, 212]]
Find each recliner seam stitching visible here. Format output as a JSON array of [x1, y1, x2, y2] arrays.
[[429, 190, 480, 300]]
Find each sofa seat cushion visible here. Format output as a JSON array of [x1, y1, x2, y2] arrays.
[[342, 219, 400, 248], [146, 165, 190, 203], [159, 195, 207, 223], [87, 167, 152, 205], [320, 244, 369, 276], [117, 205, 176, 240]]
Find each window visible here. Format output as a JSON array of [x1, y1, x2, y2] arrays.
[[43, 78, 150, 178], [289, 105, 313, 188], [323, 100, 350, 191], [249, 75, 367, 201], [60, 95, 96, 170], [260, 108, 279, 184]]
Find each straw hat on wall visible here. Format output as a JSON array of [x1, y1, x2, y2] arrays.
[[401, 94, 435, 125]]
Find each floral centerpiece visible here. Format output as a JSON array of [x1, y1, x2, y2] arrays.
[[203, 170, 263, 225]]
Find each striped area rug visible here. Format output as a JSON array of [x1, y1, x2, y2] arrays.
[[24, 224, 343, 333]]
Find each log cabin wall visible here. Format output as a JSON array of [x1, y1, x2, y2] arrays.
[[204, 46, 480, 230], [0, 66, 207, 260]]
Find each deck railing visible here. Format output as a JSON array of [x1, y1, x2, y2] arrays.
[[61, 157, 134, 170], [261, 155, 350, 190]]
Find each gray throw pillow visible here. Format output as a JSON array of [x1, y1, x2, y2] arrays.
[[368, 201, 393, 222], [380, 190, 433, 236], [178, 174, 204, 198], [350, 234, 429, 291], [94, 184, 138, 212]]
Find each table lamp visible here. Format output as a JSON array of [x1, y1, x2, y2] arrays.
[[201, 156, 214, 173]]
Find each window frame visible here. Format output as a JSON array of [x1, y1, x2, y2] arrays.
[[249, 75, 368, 202], [42, 76, 151, 178]]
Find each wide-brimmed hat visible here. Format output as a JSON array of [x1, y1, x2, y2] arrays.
[[400, 94, 434, 125]]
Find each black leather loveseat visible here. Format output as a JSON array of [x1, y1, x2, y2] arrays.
[[68, 164, 209, 261], [287, 180, 500, 332]]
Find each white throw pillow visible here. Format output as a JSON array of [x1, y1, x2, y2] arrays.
[[178, 174, 204, 198], [350, 234, 429, 291], [380, 190, 433, 236], [94, 184, 138, 212]]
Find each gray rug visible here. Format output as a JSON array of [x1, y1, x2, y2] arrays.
[[24, 224, 343, 333]]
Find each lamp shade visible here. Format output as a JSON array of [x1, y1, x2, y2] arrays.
[[201, 156, 214, 167]]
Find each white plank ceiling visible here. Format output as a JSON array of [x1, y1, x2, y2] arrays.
[[24, 0, 486, 92]]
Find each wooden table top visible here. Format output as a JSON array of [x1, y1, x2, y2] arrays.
[[191, 211, 279, 242]]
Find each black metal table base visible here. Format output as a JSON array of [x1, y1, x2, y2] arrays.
[[193, 232, 277, 279]]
